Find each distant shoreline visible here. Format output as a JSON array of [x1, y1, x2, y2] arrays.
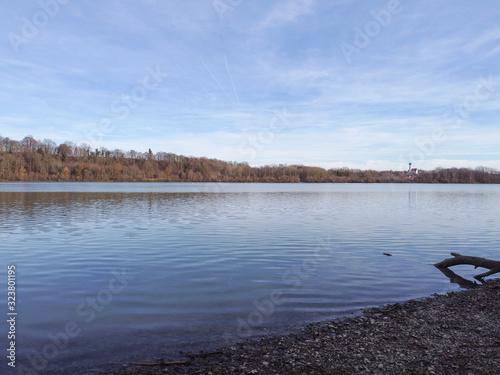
[[2, 136, 499, 184], [2, 181, 500, 184]]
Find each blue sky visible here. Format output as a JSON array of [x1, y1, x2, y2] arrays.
[[1, 0, 499, 170]]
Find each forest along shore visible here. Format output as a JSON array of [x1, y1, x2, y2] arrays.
[[92, 279, 500, 375], [2, 135, 500, 183]]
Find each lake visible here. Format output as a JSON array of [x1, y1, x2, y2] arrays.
[[1, 183, 499, 374]]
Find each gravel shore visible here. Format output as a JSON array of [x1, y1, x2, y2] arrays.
[[98, 279, 499, 375]]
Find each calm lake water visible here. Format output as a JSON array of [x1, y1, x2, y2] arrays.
[[1, 183, 499, 373]]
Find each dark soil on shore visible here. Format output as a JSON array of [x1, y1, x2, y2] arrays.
[[92, 279, 500, 375]]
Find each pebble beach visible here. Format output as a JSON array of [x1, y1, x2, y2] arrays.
[[92, 278, 500, 375]]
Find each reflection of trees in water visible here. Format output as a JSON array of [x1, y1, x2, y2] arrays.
[[0, 192, 230, 233]]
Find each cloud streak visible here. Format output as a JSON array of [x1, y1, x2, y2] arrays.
[[0, 0, 499, 170]]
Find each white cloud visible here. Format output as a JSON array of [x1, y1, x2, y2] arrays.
[[254, 0, 315, 31], [0, 0, 499, 170]]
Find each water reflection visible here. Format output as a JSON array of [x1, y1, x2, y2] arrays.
[[408, 190, 417, 210], [435, 267, 481, 289], [1, 184, 500, 373]]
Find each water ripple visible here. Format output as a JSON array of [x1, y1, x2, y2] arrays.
[[1, 183, 499, 371]]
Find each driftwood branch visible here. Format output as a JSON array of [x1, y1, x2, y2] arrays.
[[435, 252, 500, 281]]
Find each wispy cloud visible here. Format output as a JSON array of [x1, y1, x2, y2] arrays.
[[0, 0, 499, 170], [254, 0, 315, 31]]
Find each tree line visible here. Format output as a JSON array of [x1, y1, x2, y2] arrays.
[[1, 135, 499, 183]]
